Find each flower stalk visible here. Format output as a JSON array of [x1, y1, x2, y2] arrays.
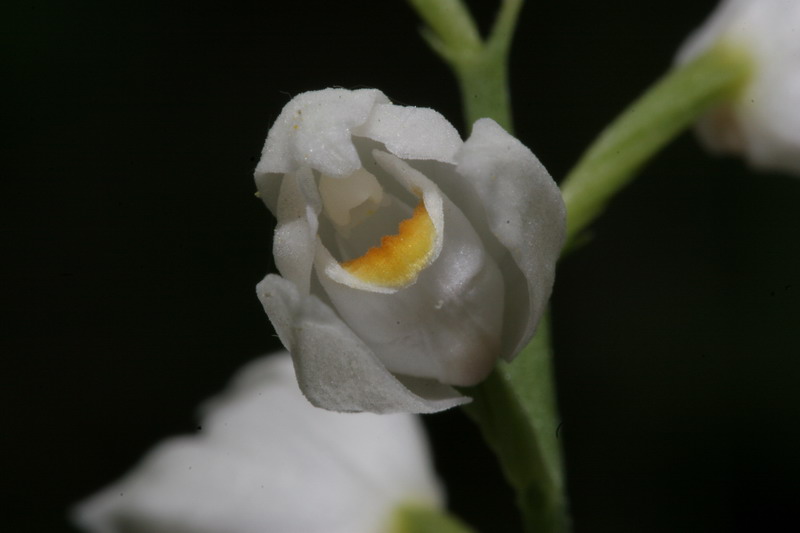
[[462, 315, 569, 533], [560, 45, 752, 247], [408, 0, 523, 131]]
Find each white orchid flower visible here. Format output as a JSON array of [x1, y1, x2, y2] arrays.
[[676, 0, 800, 174], [255, 88, 565, 414], [73, 352, 444, 533]]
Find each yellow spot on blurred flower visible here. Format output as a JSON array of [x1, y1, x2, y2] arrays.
[[342, 202, 435, 288]]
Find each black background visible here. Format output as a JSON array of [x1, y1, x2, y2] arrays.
[[5, 1, 800, 531]]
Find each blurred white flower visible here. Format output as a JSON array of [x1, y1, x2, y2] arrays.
[[73, 352, 443, 533], [676, 0, 800, 174], [255, 88, 565, 414]]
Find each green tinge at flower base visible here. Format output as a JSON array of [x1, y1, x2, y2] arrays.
[[390, 504, 477, 533]]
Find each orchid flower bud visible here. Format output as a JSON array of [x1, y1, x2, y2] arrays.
[[255, 88, 565, 413], [676, 0, 800, 174], [73, 352, 444, 533]]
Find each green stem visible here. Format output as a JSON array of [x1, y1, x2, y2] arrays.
[[560, 46, 752, 246], [453, 56, 513, 132], [462, 315, 569, 533], [406, 0, 482, 55], [407, 0, 522, 131]]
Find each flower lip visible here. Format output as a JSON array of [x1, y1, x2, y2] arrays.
[[317, 149, 447, 294], [341, 201, 436, 288]]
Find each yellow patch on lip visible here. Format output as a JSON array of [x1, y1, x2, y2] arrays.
[[341, 202, 435, 288]]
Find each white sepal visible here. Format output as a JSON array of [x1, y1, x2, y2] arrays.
[[257, 276, 470, 413], [456, 118, 566, 359], [256, 88, 389, 178], [352, 103, 463, 164]]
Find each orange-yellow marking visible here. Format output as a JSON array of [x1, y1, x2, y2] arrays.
[[341, 202, 435, 287]]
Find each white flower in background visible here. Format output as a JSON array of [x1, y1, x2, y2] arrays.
[[255, 88, 565, 414], [676, 0, 800, 174], [73, 352, 443, 533]]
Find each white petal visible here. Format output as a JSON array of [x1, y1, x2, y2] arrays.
[[456, 118, 566, 360], [272, 167, 319, 296], [255, 88, 390, 178], [316, 152, 505, 386], [353, 103, 463, 164], [73, 353, 444, 533], [256, 275, 470, 413]]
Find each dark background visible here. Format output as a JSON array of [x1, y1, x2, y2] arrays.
[[5, 1, 800, 531]]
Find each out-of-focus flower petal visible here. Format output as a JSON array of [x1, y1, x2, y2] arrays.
[[73, 352, 444, 533], [676, 0, 800, 175]]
